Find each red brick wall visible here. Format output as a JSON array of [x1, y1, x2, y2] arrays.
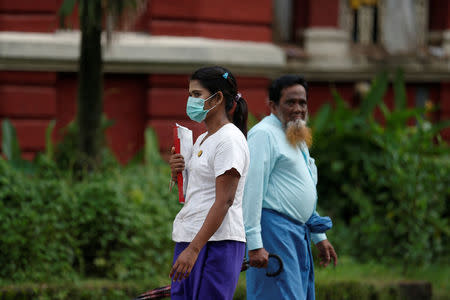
[[0, 0, 59, 32], [0, 71, 149, 163], [307, 0, 339, 28], [0, 0, 273, 41], [292, 0, 340, 42], [148, 0, 272, 42], [307, 83, 354, 113], [0, 71, 57, 160], [56, 73, 147, 164]]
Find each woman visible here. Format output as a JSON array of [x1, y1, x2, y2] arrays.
[[168, 66, 250, 299]]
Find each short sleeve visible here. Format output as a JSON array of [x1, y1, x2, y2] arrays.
[[213, 135, 247, 178]]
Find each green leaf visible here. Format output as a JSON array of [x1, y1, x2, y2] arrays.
[[100, 114, 115, 132], [330, 88, 360, 134], [2, 119, 21, 162], [144, 127, 162, 167], [59, 0, 77, 16], [393, 68, 407, 111], [385, 108, 424, 131], [360, 71, 389, 118], [379, 102, 390, 119], [127, 149, 144, 165], [45, 120, 56, 160], [58, 0, 77, 28], [311, 103, 331, 134], [331, 88, 348, 109]]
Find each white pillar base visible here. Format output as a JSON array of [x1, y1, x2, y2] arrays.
[[301, 28, 350, 59]]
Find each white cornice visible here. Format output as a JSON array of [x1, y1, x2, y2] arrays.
[[0, 31, 286, 75]]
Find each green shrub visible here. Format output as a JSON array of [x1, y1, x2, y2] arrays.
[[310, 70, 450, 268], [0, 279, 431, 300], [0, 126, 180, 282], [0, 281, 148, 300]]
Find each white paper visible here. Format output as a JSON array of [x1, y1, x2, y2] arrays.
[[176, 123, 193, 196]]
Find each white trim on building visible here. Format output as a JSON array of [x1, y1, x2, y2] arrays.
[[0, 31, 286, 75]]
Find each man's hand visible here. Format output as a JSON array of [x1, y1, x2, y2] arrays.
[[248, 248, 269, 268], [169, 147, 185, 181], [315, 239, 337, 267]]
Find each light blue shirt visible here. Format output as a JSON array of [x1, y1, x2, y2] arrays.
[[243, 114, 327, 250]]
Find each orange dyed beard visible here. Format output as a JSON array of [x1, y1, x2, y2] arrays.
[[285, 119, 313, 148]]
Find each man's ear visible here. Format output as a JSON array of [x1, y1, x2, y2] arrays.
[[268, 100, 277, 113]]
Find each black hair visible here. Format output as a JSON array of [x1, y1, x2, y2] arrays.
[[268, 74, 308, 105], [190, 66, 248, 137]]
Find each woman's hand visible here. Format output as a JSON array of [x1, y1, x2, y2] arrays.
[[169, 146, 185, 181], [169, 246, 200, 281]]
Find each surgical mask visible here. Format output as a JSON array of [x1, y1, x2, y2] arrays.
[[186, 92, 218, 123]]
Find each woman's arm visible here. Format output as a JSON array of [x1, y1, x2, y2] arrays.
[[169, 168, 241, 281]]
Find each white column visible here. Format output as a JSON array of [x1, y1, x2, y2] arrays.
[[302, 28, 350, 58]]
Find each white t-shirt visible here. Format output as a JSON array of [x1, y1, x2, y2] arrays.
[[172, 123, 249, 243]]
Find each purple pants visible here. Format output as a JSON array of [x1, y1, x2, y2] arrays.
[[170, 240, 245, 300]]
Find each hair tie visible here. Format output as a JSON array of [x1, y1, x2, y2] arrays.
[[235, 92, 241, 101], [222, 72, 229, 79], [229, 99, 238, 117]]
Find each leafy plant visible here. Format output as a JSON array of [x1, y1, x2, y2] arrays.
[[310, 69, 450, 268], [1, 119, 21, 162], [1, 119, 36, 174], [0, 126, 180, 282], [54, 115, 116, 173]]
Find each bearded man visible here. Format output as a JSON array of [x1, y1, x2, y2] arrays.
[[243, 75, 337, 300]]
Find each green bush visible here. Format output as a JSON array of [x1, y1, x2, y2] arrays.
[[310, 70, 450, 268], [0, 281, 148, 300], [0, 125, 180, 282], [0, 279, 431, 300]]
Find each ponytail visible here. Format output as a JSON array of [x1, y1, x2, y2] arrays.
[[231, 96, 248, 138]]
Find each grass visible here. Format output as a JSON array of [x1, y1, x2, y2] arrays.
[[1, 257, 448, 299], [234, 256, 450, 299], [314, 256, 450, 299]]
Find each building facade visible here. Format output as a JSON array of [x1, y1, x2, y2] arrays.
[[0, 0, 449, 162]]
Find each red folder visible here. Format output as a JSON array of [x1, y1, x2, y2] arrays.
[[173, 125, 185, 203]]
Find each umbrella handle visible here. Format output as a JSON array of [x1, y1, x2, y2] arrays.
[[266, 254, 283, 277], [241, 253, 283, 277]]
